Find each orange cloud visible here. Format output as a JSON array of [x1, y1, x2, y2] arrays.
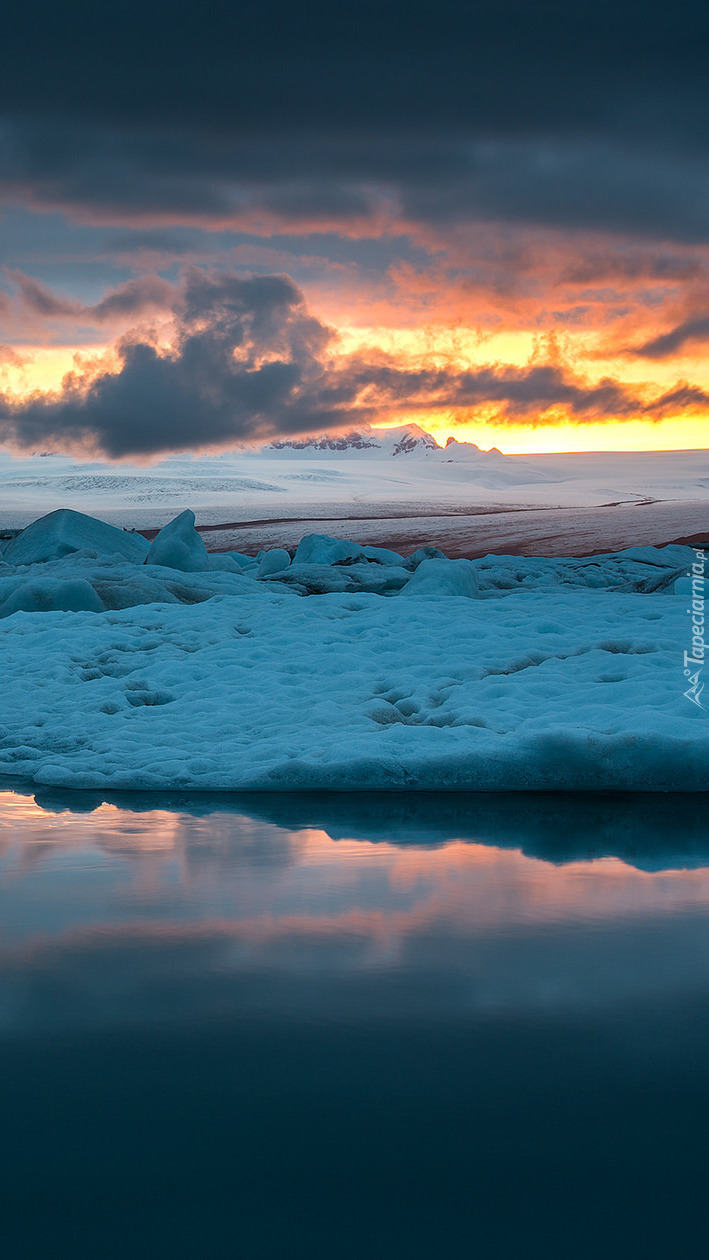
[[2, 220, 709, 456]]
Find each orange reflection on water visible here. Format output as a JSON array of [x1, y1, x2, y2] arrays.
[[2, 791, 709, 944]]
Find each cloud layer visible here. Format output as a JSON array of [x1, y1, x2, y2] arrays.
[[1, 1, 708, 453], [1, 270, 706, 458], [2, 1, 709, 242]]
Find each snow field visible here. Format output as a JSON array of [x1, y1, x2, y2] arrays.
[[0, 582, 704, 791], [0, 508, 704, 791]]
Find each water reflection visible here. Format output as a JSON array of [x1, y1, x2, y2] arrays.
[[1, 786, 709, 1021], [5, 780, 709, 864], [1, 785, 709, 1257]]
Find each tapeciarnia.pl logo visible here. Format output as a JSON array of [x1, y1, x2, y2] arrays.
[[684, 547, 705, 709]]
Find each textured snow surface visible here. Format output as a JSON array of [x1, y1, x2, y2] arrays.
[[0, 511, 704, 791]]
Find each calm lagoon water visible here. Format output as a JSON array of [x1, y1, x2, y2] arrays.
[[2, 787, 709, 1258]]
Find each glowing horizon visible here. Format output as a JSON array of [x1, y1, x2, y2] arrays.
[[2, 322, 708, 457], [2, 3, 709, 462]]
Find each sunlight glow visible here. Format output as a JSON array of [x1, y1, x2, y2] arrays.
[[0, 345, 112, 398], [2, 330, 708, 455], [409, 415, 709, 455]]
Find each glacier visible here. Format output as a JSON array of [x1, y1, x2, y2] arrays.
[[2, 425, 709, 535], [0, 508, 705, 792]]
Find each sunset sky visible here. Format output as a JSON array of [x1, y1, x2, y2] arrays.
[[2, 0, 709, 457]]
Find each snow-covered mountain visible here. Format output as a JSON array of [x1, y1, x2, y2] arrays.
[[267, 424, 442, 457], [267, 423, 513, 462]]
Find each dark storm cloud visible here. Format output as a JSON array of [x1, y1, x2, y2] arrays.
[[633, 314, 709, 358], [90, 276, 175, 322], [7, 271, 75, 318], [559, 252, 704, 287], [642, 383, 709, 412], [0, 271, 703, 457], [0, 272, 353, 457], [3, 0, 707, 140], [339, 358, 709, 423], [1, 0, 709, 241], [6, 270, 175, 323]]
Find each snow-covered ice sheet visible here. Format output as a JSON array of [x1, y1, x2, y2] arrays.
[[0, 510, 705, 792], [2, 425, 709, 532]]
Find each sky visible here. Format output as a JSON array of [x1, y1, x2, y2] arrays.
[[1, 0, 709, 457]]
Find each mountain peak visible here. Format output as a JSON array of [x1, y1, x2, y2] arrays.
[[265, 424, 442, 457], [268, 430, 381, 453]]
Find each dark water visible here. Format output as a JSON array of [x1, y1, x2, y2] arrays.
[[1, 788, 709, 1259]]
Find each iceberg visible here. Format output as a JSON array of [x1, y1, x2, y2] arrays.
[[293, 534, 365, 566], [258, 548, 291, 577], [400, 558, 479, 598], [145, 509, 209, 572], [1, 508, 149, 565], [0, 577, 105, 618]]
